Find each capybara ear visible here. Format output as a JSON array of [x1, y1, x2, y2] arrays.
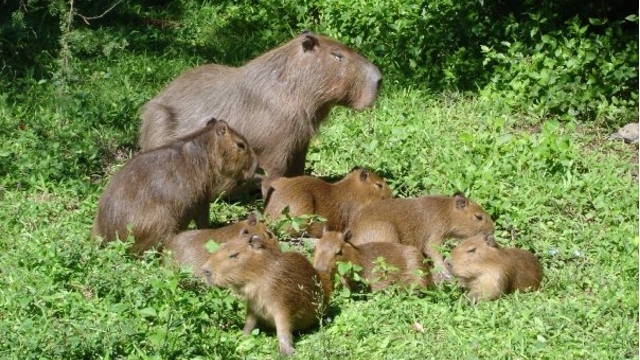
[[206, 117, 218, 126], [359, 169, 370, 182], [247, 212, 257, 226], [454, 192, 468, 209], [248, 234, 265, 249], [343, 230, 353, 243], [485, 234, 498, 248], [302, 32, 319, 52], [214, 120, 229, 136]]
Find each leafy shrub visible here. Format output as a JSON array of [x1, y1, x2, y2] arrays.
[[481, 14, 639, 122]]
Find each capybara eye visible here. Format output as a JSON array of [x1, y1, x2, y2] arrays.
[[467, 247, 476, 254], [236, 141, 247, 150], [331, 51, 344, 61], [241, 229, 249, 235], [374, 182, 383, 189], [336, 248, 343, 256], [229, 252, 239, 259], [475, 214, 484, 221]]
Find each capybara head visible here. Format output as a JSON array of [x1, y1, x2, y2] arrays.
[[207, 119, 258, 182], [449, 192, 495, 238], [447, 234, 500, 279], [202, 234, 278, 289], [344, 166, 393, 202], [239, 213, 280, 249], [313, 229, 354, 274], [293, 31, 382, 110]]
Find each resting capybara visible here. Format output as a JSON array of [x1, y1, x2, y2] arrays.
[[92, 119, 258, 255], [263, 167, 392, 237], [139, 31, 382, 194], [346, 193, 494, 280], [202, 234, 332, 356], [446, 234, 543, 301], [313, 230, 433, 292], [165, 213, 279, 277]]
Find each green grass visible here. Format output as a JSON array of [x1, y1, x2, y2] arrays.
[[0, 14, 638, 360]]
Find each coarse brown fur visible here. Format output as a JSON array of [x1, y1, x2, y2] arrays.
[[92, 120, 258, 255], [202, 234, 332, 356], [346, 193, 494, 280], [263, 167, 392, 237], [139, 31, 382, 194], [446, 234, 543, 301], [313, 230, 433, 292], [165, 213, 278, 277]]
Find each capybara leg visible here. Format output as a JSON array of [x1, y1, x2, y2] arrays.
[[287, 148, 308, 177], [273, 311, 295, 356], [242, 310, 259, 335], [139, 101, 177, 151], [423, 241, 452, 283], [194, 200, 210, 229]]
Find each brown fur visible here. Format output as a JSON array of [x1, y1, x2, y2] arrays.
[[263, 167, 392, 237], [92, 120, 258, 255], [346, 193, 494, 280], [313, 230, 433, 292], [165, 213, 278, 277], [202, 234, 333, 356], [447, 234, 543, 301], [139, 31, 382, 194]]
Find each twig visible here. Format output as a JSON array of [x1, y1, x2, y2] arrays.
[[75, 0, 123, 25]]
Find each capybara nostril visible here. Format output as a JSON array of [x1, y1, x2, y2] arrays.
[[376, 78, 383, 90], [203, 269, 212, 278]]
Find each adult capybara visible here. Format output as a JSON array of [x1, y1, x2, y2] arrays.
[[263, 167, 392, 237], [346, 193, 494, 281], [202, 234, 332, 356], [165, 213, 279, 277], [446, 234, 543, 301], [313, 230, 433, 292], [92, 119, 258, 255], [139, 31, 382, 194]]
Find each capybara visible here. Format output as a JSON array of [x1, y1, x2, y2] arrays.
[[313, 230, 433, 292], [139, 31, 382, 194], [202, 234, 332, 356], [446, 234, 543, 301], [346, 193, 494, 280], [165, 213, 279, 277], [92, 119, 258, 255], [263, 167, 392, 237]]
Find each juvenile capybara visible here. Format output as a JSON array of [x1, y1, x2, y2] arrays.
[[139, 31, 382, 194], [313, 230, 433, 292], [165, 213, 279, 277], [446, 234, 543, 301], [92, 119, 258, 255], [263, 167, 392, 237], [202, 234, 332, 356], [346, 193, 494, 280]]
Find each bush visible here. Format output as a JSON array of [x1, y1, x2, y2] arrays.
[[481, 14, 639, 123]]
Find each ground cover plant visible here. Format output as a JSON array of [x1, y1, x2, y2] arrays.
[[1, 1, 638, 359]]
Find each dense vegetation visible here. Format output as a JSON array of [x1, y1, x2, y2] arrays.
[[1, 1, 637, 358]]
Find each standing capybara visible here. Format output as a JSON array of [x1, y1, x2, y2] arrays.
[[263, 167, 392, 237], [202, 234, 332, 356], [165, 213, 279, 277], [346, 193, 494, 280], [92, 119, 258, 255], [139, 31, 382, 193], [446, 234, 543, 301], [313, 230, 433, 292]]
